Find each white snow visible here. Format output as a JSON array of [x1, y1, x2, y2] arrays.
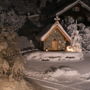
[[25, 67, 82, 84], [27, 52, 83, 62], [47, 68, 80, 78]]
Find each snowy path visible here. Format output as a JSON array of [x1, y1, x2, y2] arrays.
[[71, 81, 90, 90], [26, 76, 82, 90], [41, 85, 58, 90], [25, 52, 90, 90]]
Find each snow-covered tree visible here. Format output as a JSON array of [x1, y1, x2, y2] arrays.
[[71, 29, 82, 52], [82, 27, 90, 51], [62, 16, 90, 51], [0, 9, 26, 31], [0, 14, 43, 90], [0, 27, 37, 90], [0, 27, 24, 80], [67, 23, 77, 35], [64, 16, 75, 25]]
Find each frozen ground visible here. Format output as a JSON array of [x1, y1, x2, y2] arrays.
[[25, 51, 90, 90], [25, 51, 90, 74], [26, 52, 83, 62]]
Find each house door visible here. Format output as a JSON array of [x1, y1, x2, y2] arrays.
[[52, 39, 58, 50]]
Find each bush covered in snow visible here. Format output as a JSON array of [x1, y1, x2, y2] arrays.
[[62, 16, 90, 51], [41, 66, 82, 83], [45, 66, 80, 78], [47, 68, 80, 78]]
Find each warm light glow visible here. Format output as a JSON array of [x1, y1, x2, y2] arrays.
[[66, 46, 74, 52], [66, 46, 82, 52], [46, 48, 48, 51]]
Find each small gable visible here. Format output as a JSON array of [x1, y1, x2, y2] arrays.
[[41, 20, 71, 43]]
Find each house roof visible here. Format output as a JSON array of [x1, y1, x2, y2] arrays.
[[40, 20, 71, 42], [56, 0, 90, 16]]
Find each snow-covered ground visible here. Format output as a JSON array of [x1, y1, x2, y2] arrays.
[[25, 51, 90, 90], [27, 51, 83, 62], [25, 67, 84, 84], [25, 64, 90, 85]]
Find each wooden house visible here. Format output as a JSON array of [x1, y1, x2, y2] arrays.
[[38, 16, 71, 51], [56, 0, 90, 24], [56, 0, 90, 16]]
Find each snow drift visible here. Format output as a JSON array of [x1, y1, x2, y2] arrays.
[[47, 68, 80, 78]]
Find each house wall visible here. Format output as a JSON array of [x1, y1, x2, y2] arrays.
[[43, 29, 67, 51]]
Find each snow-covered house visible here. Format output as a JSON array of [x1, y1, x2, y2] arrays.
[[38, 16, 71, 51], [56, 0, 90, 22]]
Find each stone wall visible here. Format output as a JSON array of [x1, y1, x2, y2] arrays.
[[43, 29, 67, 51]]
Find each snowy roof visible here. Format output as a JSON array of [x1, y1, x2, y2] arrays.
[[41, 20, 71, 42], [56, 0, 90, 16]]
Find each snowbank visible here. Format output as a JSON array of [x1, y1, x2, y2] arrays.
[[27, 51, 83, 62], [81, 72, 90, 80], [25, 67, 82, 83], [47, 69, 80, 78]]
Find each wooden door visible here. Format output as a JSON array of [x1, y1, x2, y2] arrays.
[[52, 39, 58, 50]]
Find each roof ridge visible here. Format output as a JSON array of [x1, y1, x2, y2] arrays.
[[41, 21, 71, 42], [56, 0, 90, 16]]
